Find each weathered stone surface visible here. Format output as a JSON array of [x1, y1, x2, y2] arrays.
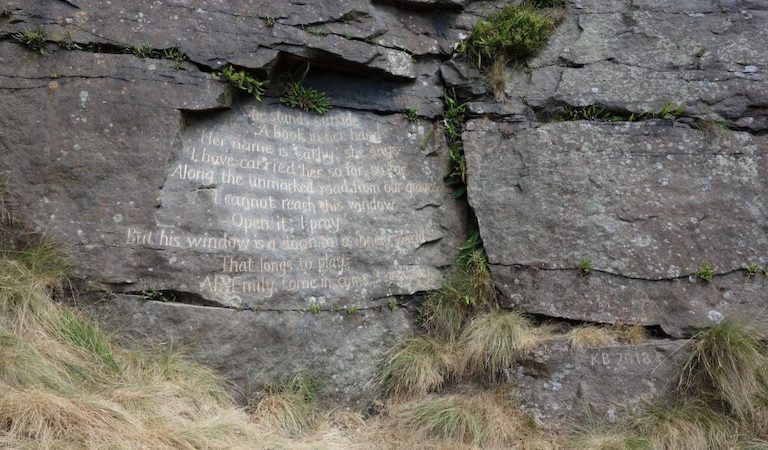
[[0, 0, 477, 80], [88, 294, 413, 406], [117, 100, 463, 309], [513, 339, 688, 423], [0, 40, 465, 310], [498, 1, 768, 130], [464, 119, 768, 336], [494, 268, 768, 337]]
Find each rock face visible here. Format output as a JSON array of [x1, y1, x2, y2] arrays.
[[464, 119, 768, 336], [461, 0, 768, 338], [513, 339, 688, 423], [2, 0, 767, 422]]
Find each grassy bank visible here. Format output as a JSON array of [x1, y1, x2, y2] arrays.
[[1, 235, 766, 448]]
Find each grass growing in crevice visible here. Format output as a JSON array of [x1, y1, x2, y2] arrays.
[[279, 63, 331, 115], [214, 65, 267, 101], [376, 336, 454, 399], [486, 55, 508, 100], [459, 5, 556, 68], [612, 323, 648, 345], [12, 26, 48, 53], [569, 323, 648, 349], [441, 89, 468, 199], [419, 232, 495, 341], [569, 326, 617, 350]]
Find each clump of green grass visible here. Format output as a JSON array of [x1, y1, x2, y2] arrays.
[[215, 65, 267, 101], [0, 241, 72, 328], [54, 310, 119, 373], [162, 47, 187, 67], [459, 5, 555, 68], [252, 372, 322, 437], [280, 81, 331, 114], [420, 232, 494, 340], [396, 397, 480, 444], [307, 302, 321, 314], [279, 63, 331, 114], [569, 421, 649, 450], [659, 101, 685, 120], [458, 310, 539, 380], [577, 258, 593, 276], [745, 263, 761, 277], [679, 320, 768, 424], [13, 26, 48, 52], [131, 42, 155, 58], [405, 108, 419, 123], [377, 336, 453, 399], [694, 262, 714, 282]]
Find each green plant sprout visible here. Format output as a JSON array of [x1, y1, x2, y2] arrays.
[[695, 262, 715, 282], [577, 259, 593, 276], [279, 64, 331, 114], [215, 65, 267, 101]]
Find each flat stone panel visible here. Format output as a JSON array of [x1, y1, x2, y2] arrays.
[[464, 119, 768, 335], [118, 101, 463, 309]]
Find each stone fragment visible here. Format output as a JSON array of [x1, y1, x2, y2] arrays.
[[513, 339, 688, 422]]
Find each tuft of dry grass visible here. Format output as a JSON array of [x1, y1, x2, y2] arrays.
[[420, 247, 496, 341], [635, 401, 738, 450], [486, 56, 508, 101], [251, 372, 322, 437], [679, 320, 768, 425], [392, 392, 520, 448], [0, 243, 266, 449], [569, 326, 616, 350], [458, 310, 542, 380], [613, 323, 648, 345], [377, 335, 454, 399]]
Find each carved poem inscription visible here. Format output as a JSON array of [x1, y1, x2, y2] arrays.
[[122, 102, 454, 308]]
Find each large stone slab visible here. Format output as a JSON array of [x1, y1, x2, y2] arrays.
[[116, 101, 463, 309], [464, 119, 768, 336], [495, 1, 768, 130], [513, 339, 688, 423], [88, 294, 413, 407]]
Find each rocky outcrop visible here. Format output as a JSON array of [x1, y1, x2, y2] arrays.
[[2, 0, 766, 421], [461, 1, 768, 338]]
